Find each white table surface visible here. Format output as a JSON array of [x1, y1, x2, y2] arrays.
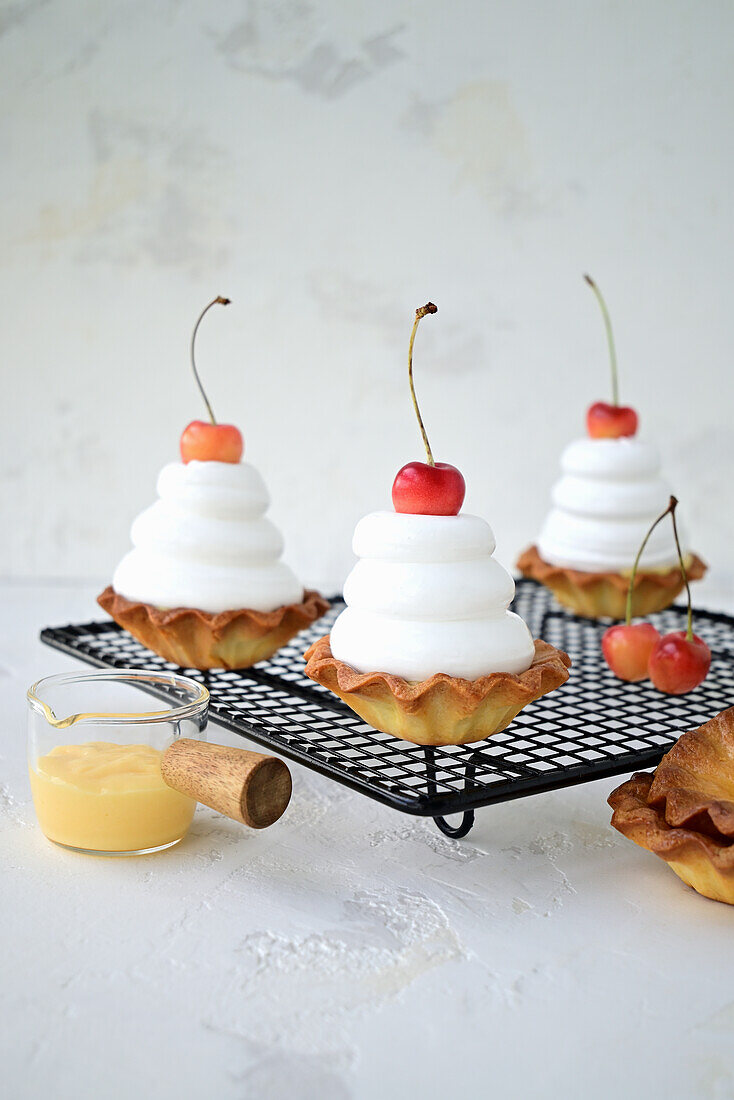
[[3, 581, 733, 1100]]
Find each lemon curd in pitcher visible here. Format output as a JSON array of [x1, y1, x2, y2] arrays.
[[29, 741, 196, 853]]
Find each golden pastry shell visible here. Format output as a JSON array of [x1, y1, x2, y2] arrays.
[[516, 544, 707, 619], [98, 586, 330, 670], [303, 635, 571, 747], [609, 707, 734, 906]]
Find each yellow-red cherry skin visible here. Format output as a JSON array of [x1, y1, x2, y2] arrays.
[[648, 631, 711, 694], [587, 402, 638, 439], [601, 622, 660, 682], [180, 420, 243, 464]]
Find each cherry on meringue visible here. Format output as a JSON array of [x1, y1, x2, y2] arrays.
[[180, 420, 243, 464], [584, 275, 638, 440], [391, 303, 466, 516], [180, 296, 243, 465]]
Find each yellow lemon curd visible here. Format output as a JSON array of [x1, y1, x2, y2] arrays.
[[29, 741, 195, 852]]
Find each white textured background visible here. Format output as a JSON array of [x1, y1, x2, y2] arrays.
[[2, 0, 733, 598]]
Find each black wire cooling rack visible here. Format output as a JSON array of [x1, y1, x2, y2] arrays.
[[40, 579, 734, 837]]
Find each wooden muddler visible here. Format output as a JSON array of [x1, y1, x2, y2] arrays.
[[160, 739, 292, 829]]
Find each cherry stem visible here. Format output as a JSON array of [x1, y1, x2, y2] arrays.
[[624, 496, 677, 626], [584, 274, 618, 406], [190, 296, 231, 425], [408, 303, 438, 466], [669, 500, 693, 641]]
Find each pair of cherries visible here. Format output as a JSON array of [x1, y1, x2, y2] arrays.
[[602, 497, 711, 694], [603, 621, 710, 694]]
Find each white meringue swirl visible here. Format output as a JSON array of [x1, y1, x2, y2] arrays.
[[112, 460, 303, 614], [330, 512, 535, 681], [537, 438, 685, 572]]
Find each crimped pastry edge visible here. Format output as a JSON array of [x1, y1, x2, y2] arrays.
[[98, 586, 329, 635], [517, 544, 707, 592], [609, 771, 734, 873], [303, 634, 571, 713]]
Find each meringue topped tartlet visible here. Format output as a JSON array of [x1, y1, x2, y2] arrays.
[[99, 297, 328, 669], [305, 303, 570, 746], [518, 276, 705, 618]]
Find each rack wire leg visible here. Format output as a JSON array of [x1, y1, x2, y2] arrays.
[[433, 810, 475, 839], [423, 747, 477, 838]]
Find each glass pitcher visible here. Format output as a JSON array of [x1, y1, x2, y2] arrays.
[[27, 669, 209, 856]]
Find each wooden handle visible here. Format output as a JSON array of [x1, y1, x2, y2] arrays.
[[161, 739, 292, 829]]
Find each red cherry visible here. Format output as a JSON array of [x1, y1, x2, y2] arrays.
[[601, 622, 660, 682], [587, 401, 638, 439], [392, 461, 466, 516], [180, 420, 243, 464], [394, 303, 466, 516], [648, 631, 711, 694]]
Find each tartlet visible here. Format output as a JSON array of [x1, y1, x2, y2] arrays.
[[304, 635, 570, 747], [520, 275, 707, 621], [609, 707, 734, 906], [517, 544, 707, 620], [100, 295, 329, 671], [304, 300, 573, 747], [99, 586, 329, 671]]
